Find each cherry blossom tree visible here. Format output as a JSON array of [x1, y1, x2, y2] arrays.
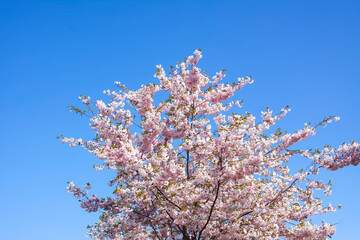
[[61, 50, 359, 240]]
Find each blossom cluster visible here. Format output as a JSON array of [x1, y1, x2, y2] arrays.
[[62, 50, 359, 240]]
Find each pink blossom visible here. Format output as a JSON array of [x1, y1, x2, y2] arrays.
[[61, 50, 359, 240]]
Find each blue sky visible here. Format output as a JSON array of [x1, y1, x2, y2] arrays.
[[0, 1, 359, 239]]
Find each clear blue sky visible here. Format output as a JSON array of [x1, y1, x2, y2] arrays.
[[1, 1, 359, 239]]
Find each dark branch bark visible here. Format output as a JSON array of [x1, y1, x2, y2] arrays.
[[165, 210, 187, 238], [197, 181, 221, 240], [155, 186, 182, 211], [150, 222, 161, 240], [238, 178, 298, 221], [265, 179, 298, 207], [186, 150, 190, 180]]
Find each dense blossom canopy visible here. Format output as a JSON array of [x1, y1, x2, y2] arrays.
[[62, 50, 359, 240]]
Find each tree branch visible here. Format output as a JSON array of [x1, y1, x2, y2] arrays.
[[197, 181, 221, 240], [155, 186, 182, 211], [186, 150, 190, 180]]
